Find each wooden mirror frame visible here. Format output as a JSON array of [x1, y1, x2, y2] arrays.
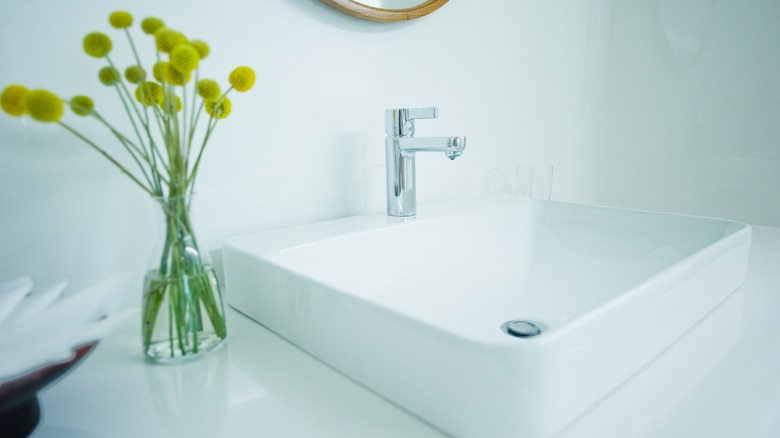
[[321, 0, 449, 22]]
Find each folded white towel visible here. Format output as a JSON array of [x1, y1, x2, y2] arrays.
[[0, 274, 135, 382]]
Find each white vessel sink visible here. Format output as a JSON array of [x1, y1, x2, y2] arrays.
[[223, 198, 751, 437]]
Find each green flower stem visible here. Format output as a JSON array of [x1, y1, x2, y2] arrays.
[[181, 84, 190, 168], [150, 140, 170, 181], [106, 56, 150, 144], [108, 76, 167, 192], [187, 115, 219, 192], [186, 86, 233, 179], [106, 55, 168, 194], [164, 86, 186, 192], [167, 295, 175, 355], [180, 92, 189, 166], [123, 28, 144, 72], [184, 73, 222, 169], [58, 122, 153, 195], [110, 80, 147, 148], [186, 69, 200, 164], [169, 269, 187, 354], [159, 99, 177, 190], [186, 99, 206, 154], [196, 277, 227, 337], [138, 89, 171, 185], [92, 111, 148, 162], [91, 110, 160, 190], [106, 55, 146, 121], [138, 85, 170, 190], [142, 277, 166, 348]]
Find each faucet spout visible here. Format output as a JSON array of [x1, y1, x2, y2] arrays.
[[396, 136, 467, 159], [384, 107, 467, 217]]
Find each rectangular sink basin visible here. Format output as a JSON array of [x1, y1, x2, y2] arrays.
[[223, 198, 751, 437]]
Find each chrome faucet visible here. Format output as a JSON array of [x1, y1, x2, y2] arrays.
[[385, 107, 466, 217]]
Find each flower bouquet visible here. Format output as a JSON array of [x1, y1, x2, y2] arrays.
[[1, 11, 256, 363]]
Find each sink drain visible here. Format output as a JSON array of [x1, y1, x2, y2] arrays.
[[501, 320, 541, 338]]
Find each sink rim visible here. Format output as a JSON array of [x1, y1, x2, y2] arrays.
[[224, 197, 751, 345]]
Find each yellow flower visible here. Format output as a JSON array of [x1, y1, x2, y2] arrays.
[[69, 95, 94, 116], [205, 97, 231, 119], [155, 28, 186, 54], [152, 61, 164, 82], [229, 66, 255, 92], [141, 17, 165, 35], [1, 84, 29, 117], [163, 95, 182, 114], [170, 44, 199, 73], [99, 66, 121, 86], [124, 65, 147, 84], [190, 40, 210, 59], [135, 82, 163, 106], [109, 11, 133, 29], [26, 89, 64, 122], [197, 79, 220, 101], [83, 32, 112, 58], [161, 62, 190, 86]]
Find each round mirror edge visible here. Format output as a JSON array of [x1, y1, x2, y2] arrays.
[[321, 0, 449, 23]]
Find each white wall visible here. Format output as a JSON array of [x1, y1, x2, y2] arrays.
[[1, 0, 778, 303], [0, 0, 590, 299], [579, 0, 780, 225]]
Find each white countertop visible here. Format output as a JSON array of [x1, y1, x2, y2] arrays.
[[32, 226, 780, 438]]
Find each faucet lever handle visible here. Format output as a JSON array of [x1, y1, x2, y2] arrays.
[[386, 107, 439, 137], [406, 107, 438, 121]]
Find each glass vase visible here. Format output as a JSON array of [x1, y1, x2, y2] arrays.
[[142, 195, 227, 364]]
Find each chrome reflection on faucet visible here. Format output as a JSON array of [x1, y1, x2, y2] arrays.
[[385, 107, 466, 217]]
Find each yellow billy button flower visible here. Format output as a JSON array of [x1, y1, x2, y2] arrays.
[[99, 66, 121, 86], [83, 32, 113, 58], [161, 62, 190, 86], [152, 61, 164, 82], [170, 44, 199, 74], [69, 95, 94, 116], [197, 79, 220, 101], [124, 65, 147, 84], [205, 97, 231, 119], [26, 90, 64, 122], [163, 95, 182, 114], [155, 28, 186, 54], [109, 11, 133, 29], [135, 82, 163, 106], [190, 40, 210, 59], [228, 66, 255, 92], [1, 84, 29, 117], [141, 17, 165, 35]]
